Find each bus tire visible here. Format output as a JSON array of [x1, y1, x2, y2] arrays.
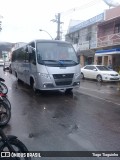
[[15, 72, 22, 83], [15, 72, 17, 78], [30, 78, 37, 92]]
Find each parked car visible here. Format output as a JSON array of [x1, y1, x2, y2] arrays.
[[3, 61, 11, 71], [0, 59, 4, 66], [81, 65, 120, 82]]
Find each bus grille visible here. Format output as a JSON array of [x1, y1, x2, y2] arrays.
[[53, 74, 74, 86]]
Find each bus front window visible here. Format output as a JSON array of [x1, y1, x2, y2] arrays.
[[36, 42, 79, 66]]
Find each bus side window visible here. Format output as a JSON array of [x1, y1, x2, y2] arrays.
[[29, 50, 36, 65]]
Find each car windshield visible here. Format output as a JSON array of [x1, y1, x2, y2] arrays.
[[96, 66, 110, 71], [36, 42, 79, 66]]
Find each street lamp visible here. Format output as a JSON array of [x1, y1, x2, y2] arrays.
[[39, 29, 53, 40], [0, 15, 3, 32]]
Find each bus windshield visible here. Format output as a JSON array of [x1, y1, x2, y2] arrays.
[[36, 42, 79, 66]]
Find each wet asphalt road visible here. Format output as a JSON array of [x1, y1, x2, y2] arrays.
[[0, 67, 120, 160]]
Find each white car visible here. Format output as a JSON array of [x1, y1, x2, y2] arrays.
[[81, 65, 120, 82]]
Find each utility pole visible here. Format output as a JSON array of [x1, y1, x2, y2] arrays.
[[0, 21, 2, 31], [51, 13, 63, 40], [57, 13, 60, 40]]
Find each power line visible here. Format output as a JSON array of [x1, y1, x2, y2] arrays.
[[60, 0, 102, 17], [51, 0, 102, 40]]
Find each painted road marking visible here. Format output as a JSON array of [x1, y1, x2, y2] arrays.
[[80, 86, 112, 94], [76, 90, 120, 106]]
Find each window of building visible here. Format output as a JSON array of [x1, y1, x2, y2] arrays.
[[97, 57, 102, 65], [73, 37, 79, 44], [84, 56, 94, 65], [114, 24, 120, 33], [86, 33, 91, 41]]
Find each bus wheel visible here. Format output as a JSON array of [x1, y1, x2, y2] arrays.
[[30, 78, 37, 93], [15, 73, 22, 83], [15, 72, 17, 78]]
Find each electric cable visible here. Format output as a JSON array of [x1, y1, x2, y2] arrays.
[[60, 0, 102, 17]]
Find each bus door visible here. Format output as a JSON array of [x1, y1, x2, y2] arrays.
[[25, 44, 37, 85], [17, 49, 26, 82]]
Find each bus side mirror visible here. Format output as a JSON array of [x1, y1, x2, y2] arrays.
[[28, 46, 33, 53], [25, 46, 33, 53], [29, 51, 36, 65], [25, 46, 28, 53]]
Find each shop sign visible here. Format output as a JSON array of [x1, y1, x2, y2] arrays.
[[77, 41, 97, 51], [69, 13, 104, 33]]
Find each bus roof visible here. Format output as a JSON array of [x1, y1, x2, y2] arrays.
[[28, 39, 72, 45], [12, 40, 73, 52]]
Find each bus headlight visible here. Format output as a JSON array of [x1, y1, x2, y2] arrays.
[[39, 73, 51, 79], [74, 73, 80, 77]]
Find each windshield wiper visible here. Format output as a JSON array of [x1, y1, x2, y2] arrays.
[[43, 60, 59, 62], [42, 60, 78, 66], [42, 60, 65, 66], [58, 60, 78, 64]]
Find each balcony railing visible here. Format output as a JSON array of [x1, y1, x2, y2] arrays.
[[97, 32, 120, 48], [76, 40, 97, 52]]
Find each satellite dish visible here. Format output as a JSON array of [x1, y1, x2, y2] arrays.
[[103, 0, 120, 7]]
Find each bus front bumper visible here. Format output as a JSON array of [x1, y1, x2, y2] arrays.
[[39, 81, 80, 90]]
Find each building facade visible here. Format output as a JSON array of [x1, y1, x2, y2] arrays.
[[65, 6, 120, 72], [65, 13, 104, 67], [94, 6, 120, 72]]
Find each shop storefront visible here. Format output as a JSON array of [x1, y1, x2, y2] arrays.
[[84, 56, 94, 65], [95, 48, 120, 72], [78, 50, 95, 67]]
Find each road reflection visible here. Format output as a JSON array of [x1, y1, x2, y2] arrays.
[[96, 82, 103, 90]]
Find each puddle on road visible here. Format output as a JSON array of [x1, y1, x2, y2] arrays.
[[58, 123, 79, 134]]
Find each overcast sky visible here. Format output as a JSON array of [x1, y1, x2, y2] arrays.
[[0, 0, 118, 43]]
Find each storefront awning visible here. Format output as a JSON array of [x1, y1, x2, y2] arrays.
[[95, 48, 120, 56]]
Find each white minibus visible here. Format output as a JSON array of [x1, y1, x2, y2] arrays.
[[11, 40, 80, 93]]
